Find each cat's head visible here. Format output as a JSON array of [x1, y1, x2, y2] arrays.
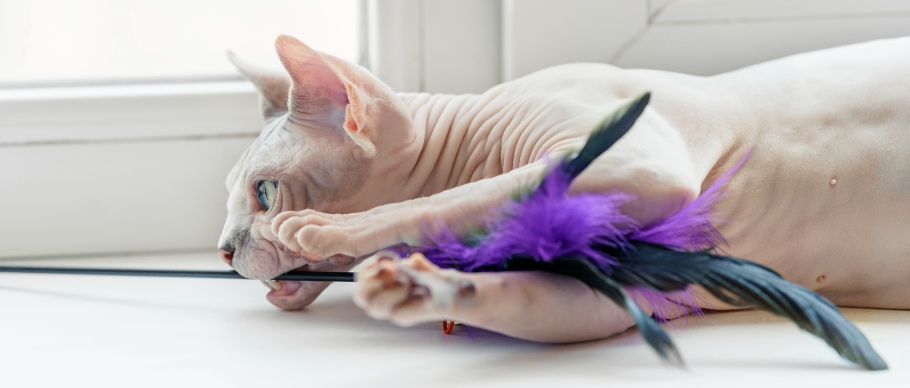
[[218, 35, 416, 306]]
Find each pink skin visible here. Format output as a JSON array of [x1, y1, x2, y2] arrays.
[[221, 35, 910, 342]]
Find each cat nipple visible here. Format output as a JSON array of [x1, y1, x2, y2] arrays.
[[816, 275, 826, 283], [829, 178, 837, 186]]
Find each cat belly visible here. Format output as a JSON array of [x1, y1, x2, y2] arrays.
[[670, 37, 910, 311], [710, 116, 910, 310]]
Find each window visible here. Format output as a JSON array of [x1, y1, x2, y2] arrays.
[[0, 1, 362, 259], [0, 0, 361, 87]]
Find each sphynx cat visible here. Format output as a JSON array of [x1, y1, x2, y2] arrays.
[[218, 35, 910, 343]]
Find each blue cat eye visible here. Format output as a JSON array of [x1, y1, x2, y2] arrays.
[[256, 181, 278, 210]]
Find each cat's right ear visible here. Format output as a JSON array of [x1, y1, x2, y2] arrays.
[[227, 51, 290, 119]]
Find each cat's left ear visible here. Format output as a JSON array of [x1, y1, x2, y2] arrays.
[[275, 35, 374, 156], [227, 52, 291, 120]]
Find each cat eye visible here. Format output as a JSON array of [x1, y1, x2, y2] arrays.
[[256, 180, 278, 210]]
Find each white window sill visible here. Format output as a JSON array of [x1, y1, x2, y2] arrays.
[[0, 252, 907, 385], [0, 80, 262, 145]]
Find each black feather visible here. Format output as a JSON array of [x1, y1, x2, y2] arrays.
[[607, 242, 888, 370], [506, 256, 683, 366], [560, 92, 651, 179]]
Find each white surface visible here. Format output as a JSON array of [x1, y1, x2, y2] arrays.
[[0, 253, 907, 387]]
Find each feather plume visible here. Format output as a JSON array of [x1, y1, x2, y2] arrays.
[[607, 243, 888, 370]]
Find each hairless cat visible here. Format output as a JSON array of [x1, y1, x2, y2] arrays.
[[218, 35, 910, 344]]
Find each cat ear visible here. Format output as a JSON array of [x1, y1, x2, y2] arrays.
[[274, 35, 373, 156], [227, 51, 290, 119]]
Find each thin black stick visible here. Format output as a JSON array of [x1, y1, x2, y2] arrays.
[[0, 266, 355, 282]]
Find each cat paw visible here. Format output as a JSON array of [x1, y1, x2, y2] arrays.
[[269, 209, 369, 261], [354, 252, 476, 327]]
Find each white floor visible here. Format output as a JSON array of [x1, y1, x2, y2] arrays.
[[0, 253, 907, 388]]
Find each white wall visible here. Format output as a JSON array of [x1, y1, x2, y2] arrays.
[[502, 0, 648, 81], [0, 83, 260, 259], [369, 0, 502, 94], [374, 0, 910, 93], [614, 0, 910, 76]]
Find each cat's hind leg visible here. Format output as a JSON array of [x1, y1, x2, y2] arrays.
[[354, 253, 643, 343]]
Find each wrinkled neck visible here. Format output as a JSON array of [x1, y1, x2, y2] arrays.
[[395, 92, 492, 198]]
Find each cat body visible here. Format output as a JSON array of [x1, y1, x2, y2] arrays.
[[219, 35, 910, 341]]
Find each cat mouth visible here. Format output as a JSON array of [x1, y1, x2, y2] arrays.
[[259, 263, 310, 295], [257, 255, 358, 310]]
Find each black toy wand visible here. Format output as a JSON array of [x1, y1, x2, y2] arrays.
[[0, 266, 355, 282]]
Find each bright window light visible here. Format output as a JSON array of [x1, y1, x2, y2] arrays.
[[0, 0, 361, 87]]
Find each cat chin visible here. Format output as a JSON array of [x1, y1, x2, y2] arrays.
[[265, 280, 331, 311]]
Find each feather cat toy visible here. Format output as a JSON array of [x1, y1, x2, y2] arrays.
[[419, 92, 887, 370]]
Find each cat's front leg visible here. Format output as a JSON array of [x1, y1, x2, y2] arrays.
[[268, 206, 419, 263], [267, 209, 370, 266], [267, 162, 550, 262]]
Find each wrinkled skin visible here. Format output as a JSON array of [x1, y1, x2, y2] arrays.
[[220, 35, 910, 342]]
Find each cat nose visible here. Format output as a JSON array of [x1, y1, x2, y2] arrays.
[[218, 244, 235, 265]]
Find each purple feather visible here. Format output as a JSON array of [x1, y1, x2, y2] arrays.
[[423, 153, 748, 268], [421, 148, 750, 318], [631, 151, 751, 252], [422, 166, 635, 272]]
